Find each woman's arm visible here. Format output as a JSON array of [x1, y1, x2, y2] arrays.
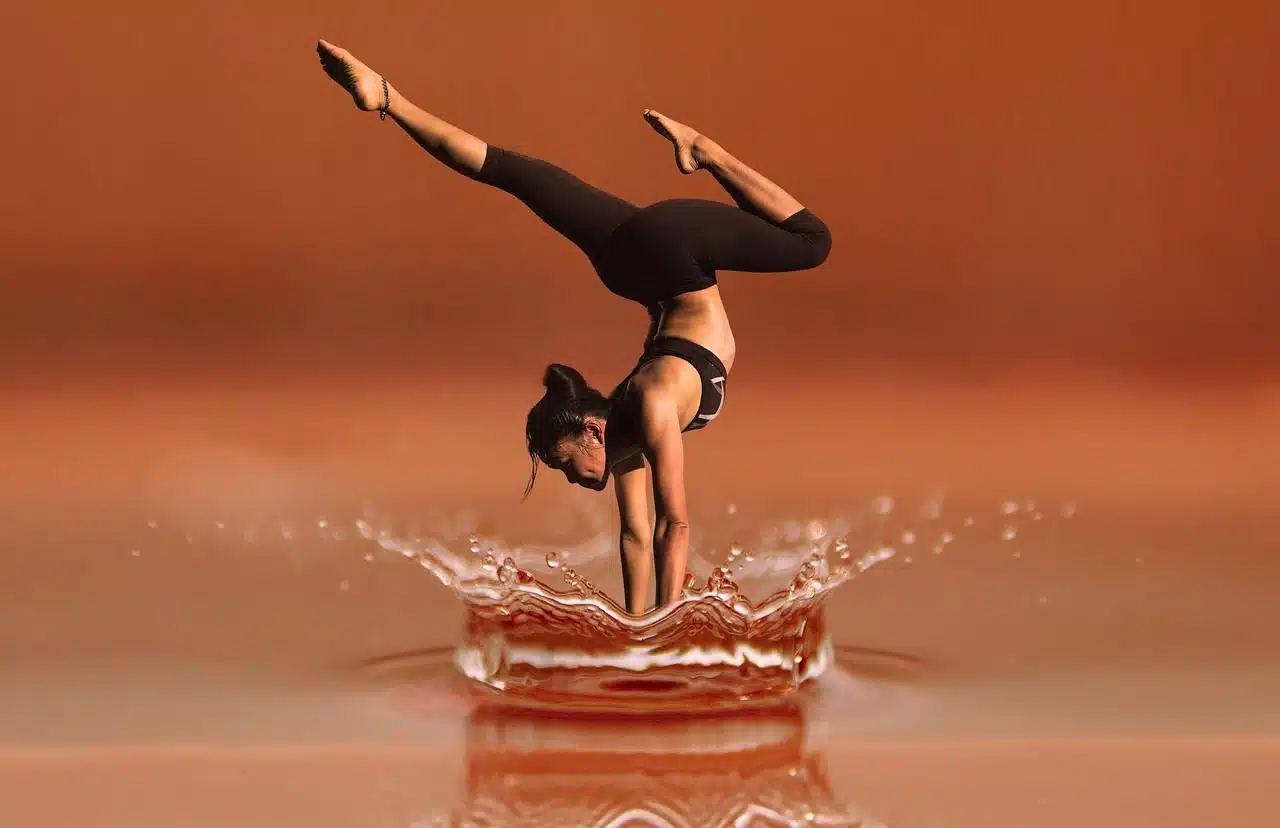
[[612, 453, 652, 615], [638, 395, 691, 608]]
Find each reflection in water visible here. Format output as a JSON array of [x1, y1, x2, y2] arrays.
[[414, 702, 884, 828]]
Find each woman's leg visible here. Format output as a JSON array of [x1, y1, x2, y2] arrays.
[[318, 40, 639, 257], [642, 110, 832, 272]]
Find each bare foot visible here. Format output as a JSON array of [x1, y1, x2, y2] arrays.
[[316, 39, 390, 113], [643, 110, 711, 175]]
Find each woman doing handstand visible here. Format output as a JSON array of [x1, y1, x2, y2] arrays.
[[317, 39, 832, 615]]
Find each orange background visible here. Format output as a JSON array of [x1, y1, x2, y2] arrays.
[[3, 0, 1276, 388]]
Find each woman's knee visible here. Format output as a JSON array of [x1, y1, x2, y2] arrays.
[[800, 219, 832, 268], [783, 209, 832, 268]]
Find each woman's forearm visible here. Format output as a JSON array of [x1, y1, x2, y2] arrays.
[[652, 518, 691, 607], [619, 532, 653, 615]]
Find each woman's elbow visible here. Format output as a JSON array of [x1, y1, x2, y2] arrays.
[[654, 515, 691, 538]]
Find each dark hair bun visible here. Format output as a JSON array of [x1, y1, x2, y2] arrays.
[[542, 363, 588, 402]]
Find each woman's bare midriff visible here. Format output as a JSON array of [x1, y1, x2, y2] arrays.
[[652, 286, 737, 373]]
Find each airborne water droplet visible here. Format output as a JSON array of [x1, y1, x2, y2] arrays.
[[1002, 526, 1018, 541], [872, 496, 894, 516], [1001, 501, 1019, 516], [545, 551, 562, 569], [856, 546, 896, 572], [900, 530, 916, 545], [497, 557, 519, 586], [806, 520, 826, 541]]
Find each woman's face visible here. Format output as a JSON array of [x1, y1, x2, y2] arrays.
[[545, 427, 608, 491]]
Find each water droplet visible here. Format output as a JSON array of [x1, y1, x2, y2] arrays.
[[1038, 596, 1049, 604], [146, 520, 158, 529], [544, 551, 562, 569], [184, 535, 194, 544], [964, 516, 976, 526], [497, 557, 519, 586], [400, 547, 416, 558], [900, 530, 916, 545], [872, 496, 894, 515], [130, 549, 141, 557], [356, 520, 374, 540], [1002, 526, 1018, 541], [317, 518, 329, 529], [856, 546, 896, 572], [214, 521, 225, 530], [806, 520, 826, 541], [468, 535, 482, 555], [1000, 501, 1019, 515], [726, 503, 738, 515], [708, 566, 733, 592], [1061, 502, 1077, 518], [744, 553, 755, 562], [940, 531, 955, 544], [903, 556, 913, 564], [363, 553, 374, 562], [834, 537, 851, 561], [481, 552, 497, 569], [932, 545, 943, 554], [1012, 551, 1022, 558], [728, 542, 743, 560], [339, 579, 350, 591]]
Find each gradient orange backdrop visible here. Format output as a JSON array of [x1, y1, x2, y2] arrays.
[[3, 0, 1276, 387]]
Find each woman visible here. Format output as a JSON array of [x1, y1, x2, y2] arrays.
[[317, 39, 832, 614]]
